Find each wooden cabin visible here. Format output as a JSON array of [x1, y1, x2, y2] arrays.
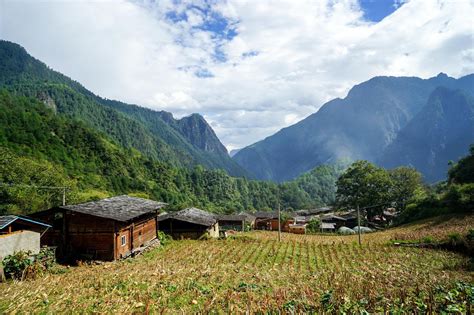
[[217, 214, 246, 231], [320, 214, 347, 230], [238, 212, 257, 229], [31, 196, 166, 261], [288, 223, 306, 234], [0, 215, 51, 259], [157, 208, 219, 239], [254, 211, 294, 232]]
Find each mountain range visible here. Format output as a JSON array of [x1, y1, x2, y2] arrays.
[[233, 73, 474, 182], [0, 40, 247, 177]]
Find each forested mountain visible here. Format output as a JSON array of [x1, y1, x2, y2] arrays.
[[0, 90, 342, 214], [0, 40, 247, 176], [379, 87, 474, 182], [233, 73, 474, 182]]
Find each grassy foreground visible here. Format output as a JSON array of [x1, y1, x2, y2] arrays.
[[1, 216, 473, 313]]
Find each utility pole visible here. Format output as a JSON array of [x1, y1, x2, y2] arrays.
[[357, 204, 361, 245], [278, 202, 281, 242]]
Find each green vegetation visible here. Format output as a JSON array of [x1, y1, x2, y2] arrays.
[[0, 40, 247, 176], [336, 150, 473, 224], [336, 161, 422, 218], [0, 91, 341, 214], [397, 146, 474, 223]]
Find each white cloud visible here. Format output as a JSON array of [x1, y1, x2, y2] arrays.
[[0, 0, 473, 151]]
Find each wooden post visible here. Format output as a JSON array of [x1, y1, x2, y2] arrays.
[[130, 223, 134, 255], [0, 261, 5, 282], [241, 220, 245, 232], [62, 188, 66, 206], [278, 203, 281, 242], [357, 204, 361, 245]]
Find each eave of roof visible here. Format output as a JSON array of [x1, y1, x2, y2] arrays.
[[0, 215, 52, 229]]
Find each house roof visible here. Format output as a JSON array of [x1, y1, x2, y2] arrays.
[[254, 211, 278, 219], [60, 195, 167, 222], [296, 207, 333, 216], [0, 215, 52, 230], [217, 214, 246, 221], [321, 214, 347, 221], [238, 212, 256, 222], [321, 222, 336, 229], [157, 207, 216, 226]]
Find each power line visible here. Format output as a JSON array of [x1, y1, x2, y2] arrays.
[[0, 182, 69, 205], [0, 183, 69, 190]]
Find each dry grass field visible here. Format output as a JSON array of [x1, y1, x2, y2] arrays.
[[1, 215, 473, 313]]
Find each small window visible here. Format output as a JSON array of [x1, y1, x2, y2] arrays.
[[121, 235, 126, 246]]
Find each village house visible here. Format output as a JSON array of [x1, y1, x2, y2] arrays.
[[31, 195, 166, 261], [238, 212, 257, 229], [0, 215, 51, 259], [320, 214, 347, 230], [217, 214, 247, 231], [157, 207, 219, 239], [254, 211, 295, 232]]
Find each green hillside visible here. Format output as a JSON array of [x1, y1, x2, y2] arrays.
[[0, 40, 247, 177], [0, 91, 340, 214]]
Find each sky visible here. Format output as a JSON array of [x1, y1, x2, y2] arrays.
[[1, 0, 473, 151]]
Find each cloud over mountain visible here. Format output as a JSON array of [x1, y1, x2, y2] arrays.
[[1, 0, 472, 150]]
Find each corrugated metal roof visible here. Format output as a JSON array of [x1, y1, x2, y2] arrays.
[[157, 207, 216, 226], [0, 215, 52, 229], [321, 222, 336, 229], [0, 215, 17, 229], [60, 195, 167, 222]]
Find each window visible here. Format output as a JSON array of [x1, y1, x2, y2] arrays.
[[121, 235, 126, 246]]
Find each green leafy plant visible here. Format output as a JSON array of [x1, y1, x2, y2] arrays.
[[2, 251, 32, 280]]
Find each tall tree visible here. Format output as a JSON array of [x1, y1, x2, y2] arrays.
[[336, 161, 392, 218], [389, 166, 423, 212]]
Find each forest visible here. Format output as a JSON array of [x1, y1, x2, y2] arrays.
[[0, 90, 344, 214]]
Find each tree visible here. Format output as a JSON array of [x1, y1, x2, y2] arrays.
[[336, 161, 393, 218], [389, 167, 423, 212]]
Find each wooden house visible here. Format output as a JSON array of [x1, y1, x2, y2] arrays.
[[288, 223, 306, 234], [0, 215, 51, 259], [254, 211, 294, 232], [238, 212, 257, 229], [32, 195, 166, 261], [320, 222, 336, 233], [320, 214, 347, 229], [217, 214, 246, 231], [157, 207, 219, 239], [254, 211, 279, 230]]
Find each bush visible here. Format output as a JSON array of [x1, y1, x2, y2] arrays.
[[157, 231, 172, 246], [2, 251, 32, 280], [306, 218, 321, 233]]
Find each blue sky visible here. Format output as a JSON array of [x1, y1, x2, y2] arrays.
[[359, 0, 405, 22], [1, 0, 472, 150]]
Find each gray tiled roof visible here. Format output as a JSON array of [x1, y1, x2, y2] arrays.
[[157, 207, 216, 226], [60, 195, 166, 222]]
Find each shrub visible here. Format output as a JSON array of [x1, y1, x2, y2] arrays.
[[157, 231, 172, 246], [306, 218, 321, 233], [2, 251, 32, 280]]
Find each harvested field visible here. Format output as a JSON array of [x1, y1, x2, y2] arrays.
[[1, 216, 473, 313]]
